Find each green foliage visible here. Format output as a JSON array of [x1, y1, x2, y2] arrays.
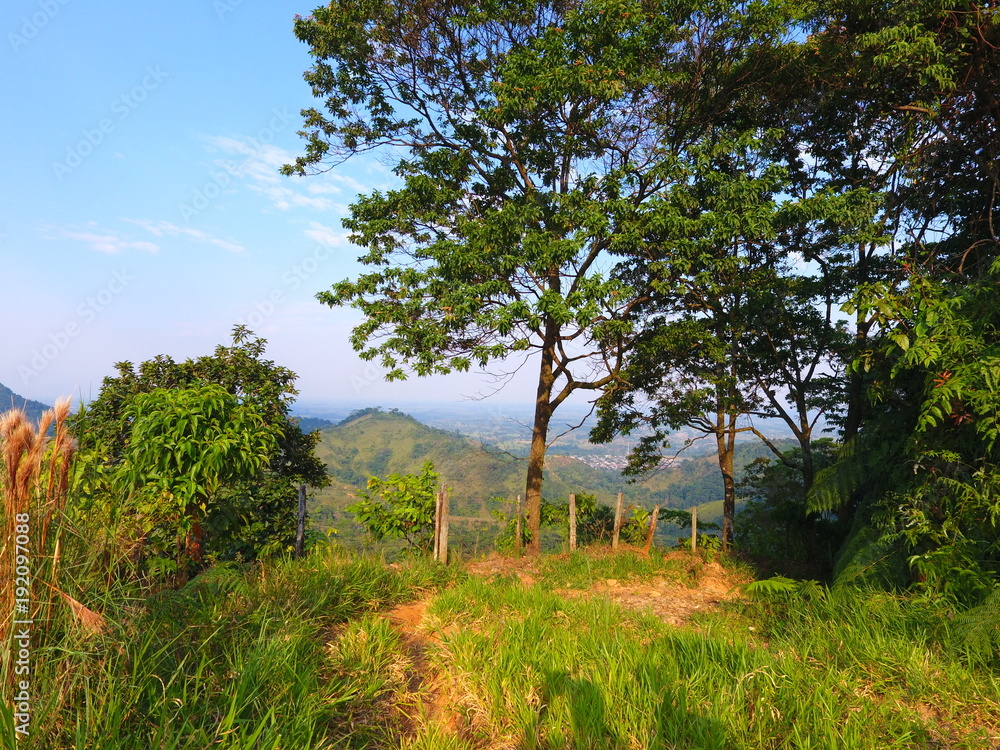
[[73, 328, 329, 565], [742, 575, 827, 603], [492, 493, 620, 551], [120, 384, 276, 510], [117, 384, 279, 576], [348, 461, 440, 552], [736, 441, 846, 577], [953, 586, 1000, 667]]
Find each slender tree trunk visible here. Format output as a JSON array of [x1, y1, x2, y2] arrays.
[[716, 411, 737, 551], [186, 519, 204, 564], [801, 437, 815, 490], [843, 243, 873, 443], [525, 323, 558, 555]]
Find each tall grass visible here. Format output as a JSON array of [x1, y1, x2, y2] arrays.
[[415, 574, 1000, 749], [1, 400, 80, 684], [18, 547, 459, 749]]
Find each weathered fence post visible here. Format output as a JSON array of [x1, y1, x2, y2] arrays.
[[515, 493, 523, 556], [568, 493, 577, 551], [439, 489, 450, 565], [612, 492, 625, 551], [295, 484, 307, 558], [643, 504, 660, 554], [690, 505, 698, 554], [433, 489, 443, 561]]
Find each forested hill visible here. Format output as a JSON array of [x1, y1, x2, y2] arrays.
[[0, 381, 52, 423], [308, 407, 793, 533]]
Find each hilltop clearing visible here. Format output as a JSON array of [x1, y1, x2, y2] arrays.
[[22, 545, 1000, 748]]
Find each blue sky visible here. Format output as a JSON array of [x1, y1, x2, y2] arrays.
[[1, 0, 542, 411]]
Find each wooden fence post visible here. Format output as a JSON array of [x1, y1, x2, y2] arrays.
[[568, 493, 577, 551], [691, 505, 698, 554], [643, 504, 660, 554], [612, 492, 625, 551], [295, 484, 307, 558], [515, 494, 523, 556], [434, 489, 443, 561], [439, 489, 450, 565]]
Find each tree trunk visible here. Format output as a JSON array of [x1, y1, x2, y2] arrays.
[[525, 325, 558, 555], [716, 413, 737, 551], [800, 439, 815, 491]]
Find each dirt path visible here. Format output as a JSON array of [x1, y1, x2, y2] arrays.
[[381, 551, 747, 745], [385, 598, 464, 738]]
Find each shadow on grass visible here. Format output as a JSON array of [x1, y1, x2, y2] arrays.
[[527, 667, 725, 750]]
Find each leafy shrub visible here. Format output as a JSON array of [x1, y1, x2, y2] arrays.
[[348, 461, 440, 552]]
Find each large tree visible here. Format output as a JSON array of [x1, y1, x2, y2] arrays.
[[594, 125, 872, 547], [283, 0, 724, 553], [801, 0, 1000, 594]]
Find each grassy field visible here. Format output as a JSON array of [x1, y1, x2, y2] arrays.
[[9, 545, 999, 749]]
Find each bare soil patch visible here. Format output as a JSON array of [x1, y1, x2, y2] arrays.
[[463, 550, 748, 627]]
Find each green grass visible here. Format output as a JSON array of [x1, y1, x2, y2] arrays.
[[19, 546, 460, 749], [535, 548, 695, 590], [413, 569, 1000, 749], [15, 546, 1000, 749]]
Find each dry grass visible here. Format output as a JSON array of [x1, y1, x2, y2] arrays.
[[1, 398, 80, 685]]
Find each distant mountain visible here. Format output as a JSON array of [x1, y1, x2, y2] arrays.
[[307, 408, 792, 544], [292, 415, 335, 433], [0, 382, 52, 423]]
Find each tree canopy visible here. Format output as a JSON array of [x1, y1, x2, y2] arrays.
[[287, 0, 1000, 592]]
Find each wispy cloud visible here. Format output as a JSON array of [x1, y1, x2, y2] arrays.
[[202, 137, 335, 211], [253, 183, 336, 212], [123, 218, 245, 252], [303, 221, 349, 247], [45, 224, 160, 254], [200, 135, 372, 212]]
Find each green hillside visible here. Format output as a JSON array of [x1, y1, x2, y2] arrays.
[[309, 408, 798, 547], [310, 408, 622, 537], [0, 381, 52, 423]]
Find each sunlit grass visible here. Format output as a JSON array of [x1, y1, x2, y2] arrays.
[[14, 543, 1000, 749], [415, 571, 1000, 749], [535, 548, 692, 590], [22, 546, 460, 749]]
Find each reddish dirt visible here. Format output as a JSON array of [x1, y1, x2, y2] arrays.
[[385, 599, 464, 737], [463, 549, 748, 627]]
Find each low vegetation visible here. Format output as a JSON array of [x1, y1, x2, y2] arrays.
[[5, 540, 998, 749]]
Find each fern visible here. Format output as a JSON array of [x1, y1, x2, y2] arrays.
[[953, 586, 1000, 664], [742, 576, 827, 602], [806, 439, 862, 514]]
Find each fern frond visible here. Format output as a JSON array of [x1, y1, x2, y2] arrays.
[[953, 586, 1000, 663], [806, 439, 862, 514], [742, 576, 827, 602]]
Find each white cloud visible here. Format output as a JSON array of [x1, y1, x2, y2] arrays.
[[251, 184, 335, 212], [45, 224, 160, 254], [202, 135, 340, 212], [123, 218, 245, 253], [303, 221, 348, 247]]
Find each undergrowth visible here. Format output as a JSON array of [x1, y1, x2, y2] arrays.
[[6, 547, 460, 750], [4, 545, 998, 749]]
